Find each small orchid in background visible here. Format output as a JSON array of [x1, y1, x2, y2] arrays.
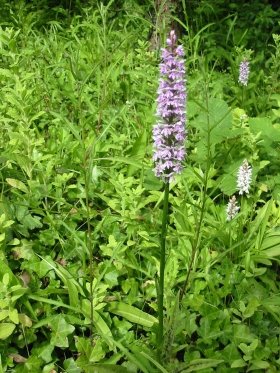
[[225, 160, 252, 222], [153, 30, 187, 182], [237, 159, 252, 195], [226, 195, 240, 221], [238, 60, 250, 86]]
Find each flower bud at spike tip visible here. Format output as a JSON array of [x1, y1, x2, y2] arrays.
[[153, 30, 187, 182]]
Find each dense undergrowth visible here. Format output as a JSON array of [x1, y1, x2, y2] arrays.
[[0, 1, 280, 372]]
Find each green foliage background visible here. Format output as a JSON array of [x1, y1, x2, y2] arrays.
[[0, 0, 280, 372]]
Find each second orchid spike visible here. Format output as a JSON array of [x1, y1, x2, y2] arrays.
[[237, 159, 252, 195]]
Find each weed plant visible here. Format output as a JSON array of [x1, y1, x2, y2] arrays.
[[0, 1, 280, 372]]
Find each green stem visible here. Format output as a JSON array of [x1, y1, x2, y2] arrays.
[[179, 193, 206, 302], [82, 156, 94, 340], [157, 182, 170, 358], [179, 76, 211, 302]]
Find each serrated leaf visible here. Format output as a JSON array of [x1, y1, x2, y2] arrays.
[[107, 302, 158, 327], [194, 98, 232, 162], [219, 173, 236, 196], [22, 214, 42, 230]]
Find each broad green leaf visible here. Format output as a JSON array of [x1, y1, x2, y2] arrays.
[[242, 298, 260, 318], [261, 230, 280, 257], [218, 173, 236, 196], [6, 178, 28, 193], [81, 300, 114, 349], [31, 342, 54, 364], [63, 358, 82, 373], [2, 273, 9, 286], [0, 262, 18, 286], [0, 311, 9, 322], [264, 246, 280, 258], [8, 309, 19, 324], [18, 314, 32, 327], [139, 351, 169, 373], [22, 214, 42, 230], [233, 324, 256, 344], [231, 359, 246, 368], [193, 98, 232, 162], [49, 315, 75, 348], [143, 169, 162, 191], [249, 200, 273, 244], [249, 117, 280, 155], [112, 340, 151, 373], [248, 360, 270, 370], [107, 302, 158, 327], [14, 355, 42, 373], [239, 339, 258, 355], [76, 337, 106, 365], [127, 129, 147, 176], [36, 255, 84, 307], [180, 359, 224, 372], [0, 323, 16, 339], [93, 156, 148, 169]]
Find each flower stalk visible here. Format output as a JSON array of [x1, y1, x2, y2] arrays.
[[157, 182, 169, 356]]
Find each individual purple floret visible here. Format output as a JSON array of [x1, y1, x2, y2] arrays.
[[238, 60, 250, 86], [237, 159, 252, 195], [153, 30, 187, 182]]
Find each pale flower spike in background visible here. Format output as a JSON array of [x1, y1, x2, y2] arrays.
[[226, 195, 240, 221], [237, 159, 252, 195], [153, 30, 187, 182], [238, 60, 250, 86]]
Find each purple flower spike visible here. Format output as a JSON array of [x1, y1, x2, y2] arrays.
[[238, 60, 250, 86], [153, 30, 187, 182]]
